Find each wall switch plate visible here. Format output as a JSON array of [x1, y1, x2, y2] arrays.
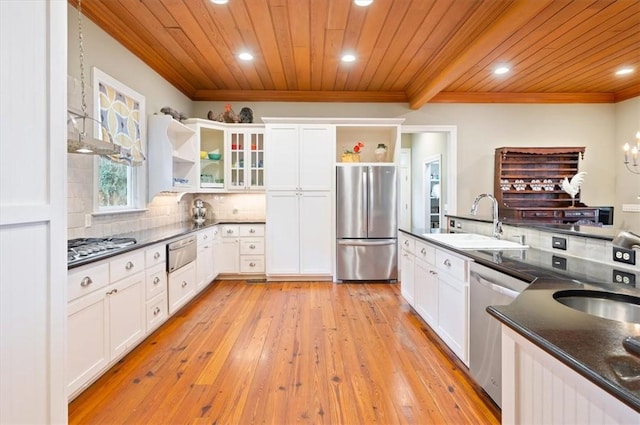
[[613, 247, 636, 266], [613, 269, 636, 286], [552, 236, 567, 250], [551, 255, 567, 270]]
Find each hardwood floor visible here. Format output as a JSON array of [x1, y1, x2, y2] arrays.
[[69, 280, 500, 424]]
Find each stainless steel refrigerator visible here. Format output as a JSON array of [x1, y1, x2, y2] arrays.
[[336, 165, 398, 281]]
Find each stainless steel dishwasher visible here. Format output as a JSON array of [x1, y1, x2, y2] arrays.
[[469, 261, 529, 408]]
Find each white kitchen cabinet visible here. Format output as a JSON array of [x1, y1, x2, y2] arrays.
[[265, 121, 335, 280], [227, 126, 265, 191], [148, 114, 198, 201], [217, 227, 240, 274], [265, 124, 334, 191], [167, 261, 197, 315], [196, 227, 215, 291], [414, 241, 437, 328], [266, 191, 332, 277], [239, 224, 265, 274], [434, 248, 469, 364], [186, 120, 226, 190], [502, 326, 638, 424], [67, 251, 146, 399], [108, 272, 146, 359], [144, 243, 168, 334], [67, 282, 109, 397], [211, 225, 221, 278], [399, 234, 415, 306]]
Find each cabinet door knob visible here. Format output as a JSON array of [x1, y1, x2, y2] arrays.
[[153, 276, 160, 285], [153, 306, 161, 316], [80, 276, 93, 287], [181, 281, 188, 288], [404, 240, 409, 246], [203, 234, 208, 239], [125, 261, 134, 270], [154, 252, 161, 260], [227, 229, 233, 234], [420, 248, 426, 255], [250, 228, 256, 233], [443, 259, 452, 267]]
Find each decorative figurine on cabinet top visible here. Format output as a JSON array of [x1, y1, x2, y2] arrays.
[[238, 107, 253, 123]]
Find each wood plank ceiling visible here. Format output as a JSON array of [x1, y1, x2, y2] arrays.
[[71, 0, 640, 109]]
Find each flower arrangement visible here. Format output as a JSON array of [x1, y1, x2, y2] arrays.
[[345, 141, 364, 154]]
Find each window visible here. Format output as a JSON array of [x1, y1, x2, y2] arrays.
[[92, 68, 146, 212]]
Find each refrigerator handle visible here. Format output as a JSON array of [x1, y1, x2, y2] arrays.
[[337, 240, 396, 246]]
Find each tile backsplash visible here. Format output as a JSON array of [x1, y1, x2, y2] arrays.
[[68, 155, 266, 239]]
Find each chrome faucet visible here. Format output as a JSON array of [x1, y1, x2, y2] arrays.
[[470, 193, 503, 239]]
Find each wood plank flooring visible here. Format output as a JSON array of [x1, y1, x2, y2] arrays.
[[69, 280, 500, 424]]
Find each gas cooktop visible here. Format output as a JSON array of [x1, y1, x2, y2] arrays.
[[68, 237, 137, 264]]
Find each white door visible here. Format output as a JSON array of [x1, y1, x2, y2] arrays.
[[299, 191, 332, 274], [266, 192, 301, 274]]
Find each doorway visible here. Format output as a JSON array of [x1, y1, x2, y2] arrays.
[[400, 126, 457, 230]]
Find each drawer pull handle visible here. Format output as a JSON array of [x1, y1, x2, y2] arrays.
[[106, 289, 118, 295], [249, 244, 256, 249], [420, 248, 426, 255], [181, 281, 188, 288], [80, 276, 93, 287], [204, 234, 208, 239], [153, 306, 161, 316], [227, 229, 233, 234], [249, 262, 256, 267], [443, 259, 452, 267], [153, 276, 160, 285], [154, 252, 161, 260], [125, 261, 134, 270], [404, 240, 409, 246], [250, 228, 256, 233], [429, 270, 437, 275]]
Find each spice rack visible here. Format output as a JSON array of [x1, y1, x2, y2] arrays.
[[494, 147, 599, 224]]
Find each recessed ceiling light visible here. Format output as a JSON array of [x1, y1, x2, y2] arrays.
[[341, 54, 356, 63], [238, 52, 253, 61], [616, 67, 634, 76], [494, 66, 510, 75], [354, 0, 374, 6], [210, 0, 228, 4]]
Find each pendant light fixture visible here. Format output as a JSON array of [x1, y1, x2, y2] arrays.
[[67, 0, 122, 156]]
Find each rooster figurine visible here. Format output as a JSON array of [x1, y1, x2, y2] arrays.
[[561, 171, 587, 207]]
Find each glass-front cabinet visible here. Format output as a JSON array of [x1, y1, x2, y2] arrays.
[[227, 126, 265, 191]]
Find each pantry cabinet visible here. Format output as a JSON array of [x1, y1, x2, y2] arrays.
[[148, 114, 198, 201], [264, 120, 335, 280]]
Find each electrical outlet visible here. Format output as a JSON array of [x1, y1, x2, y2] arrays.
[[449, 219, 455, 228], [613, 247, 636, 266], [552, 236, 567, 250], [613, 269, 636, 286], [551, 255, 567, 270], [84, 214, 92, 227]]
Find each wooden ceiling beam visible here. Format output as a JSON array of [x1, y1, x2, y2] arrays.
[[430, 92, 615, 104], [192, 89, 408, 103], [407, 0, 554, 110]]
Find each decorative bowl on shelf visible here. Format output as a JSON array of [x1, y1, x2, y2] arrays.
[[200, 151, 207, 159], [208, 152, 222, 160]]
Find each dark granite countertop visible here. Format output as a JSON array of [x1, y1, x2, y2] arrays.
[[68, 219, 265, 270], [399, 227, 640, 412]]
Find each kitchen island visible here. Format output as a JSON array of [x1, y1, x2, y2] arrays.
[[399, 226, 640, 418]]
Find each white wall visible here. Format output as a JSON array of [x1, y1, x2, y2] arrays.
[[614, 97, 640, 232]]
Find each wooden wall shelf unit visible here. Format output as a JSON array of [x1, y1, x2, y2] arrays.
[[494, 147, 599, 224]]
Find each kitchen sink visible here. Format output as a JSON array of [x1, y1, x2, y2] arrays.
[[553, 290, 640, 324], [421, 233, 529, 250]]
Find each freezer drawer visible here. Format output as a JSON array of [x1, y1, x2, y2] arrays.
[[336, 239, 397, 281]]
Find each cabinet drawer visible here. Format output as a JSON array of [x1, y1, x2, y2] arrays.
[[110, 251, 145, 282], [145, 244, 166, 269], [521, 210, 559, 219], [240, 239, 265, 255], [399, 234, 415, 254], [197, 229, 214, 246], [168, 262, 196, 314], [145, 264, 167, 301], [239, 224, 264, 237], [414, 241, 435, 264], [240, 257, 265, 273], [435, 249, 468, 282], [563, 209, 597, 219], [221, 225, 239, 238], [68, 262, 109, 301], [146, 293, 168, 333]]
